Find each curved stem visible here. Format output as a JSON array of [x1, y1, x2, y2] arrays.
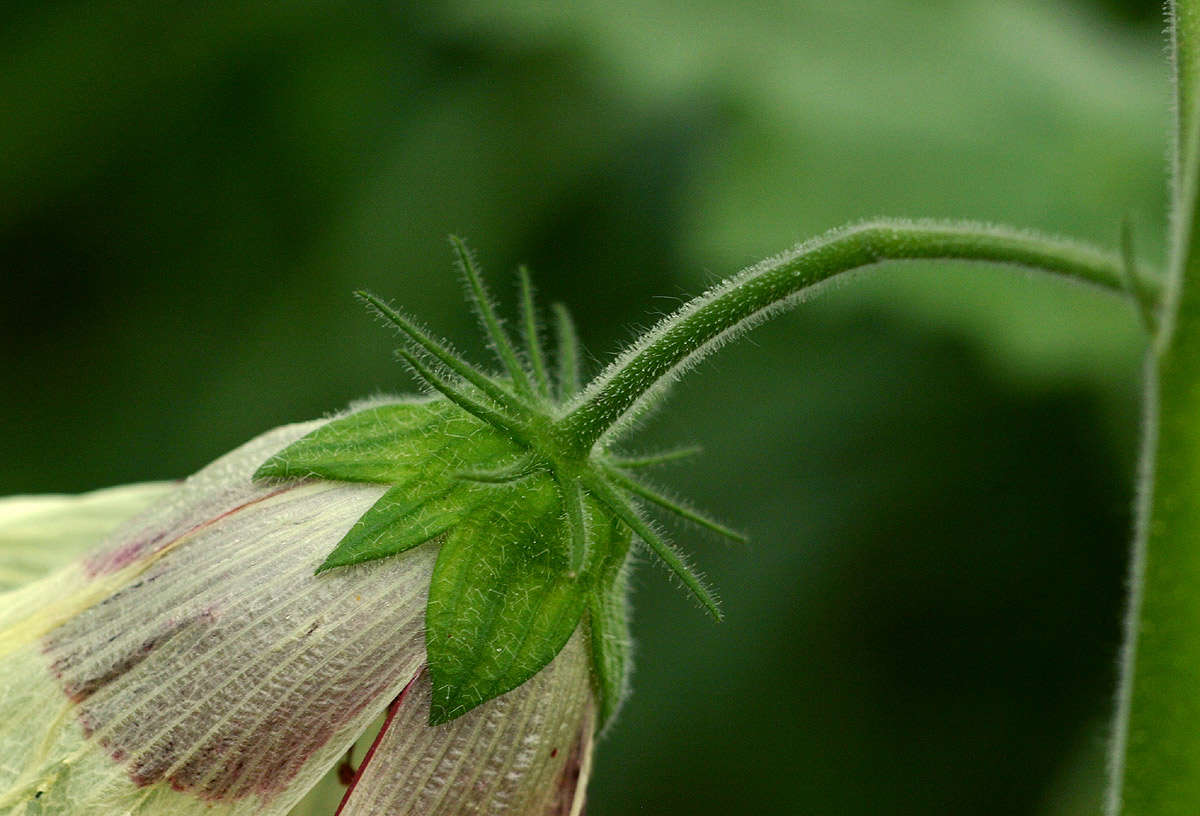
[[558, 219, 1153, 454]]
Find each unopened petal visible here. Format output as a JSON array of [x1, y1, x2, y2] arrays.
[[337, 631, 593, 816], [82, 421, 328, 578], [0, 422, 326, 649], [0, 482, 174, 591], [0, 421, 434, 815]]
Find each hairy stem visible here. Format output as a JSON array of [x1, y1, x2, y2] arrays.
[[1107, 3, 1200, 812], [559, 219, 1152, 454]]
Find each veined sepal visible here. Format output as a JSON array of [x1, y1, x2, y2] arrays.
[[254, 399, 628, 727], [254, 249, 732, 728], [583, 514, 634, 728], [255, 398, 524, 572], [424, 475, 614, 724]]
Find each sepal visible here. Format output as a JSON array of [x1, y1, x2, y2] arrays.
[[585, 513, 634, 728], [256, 399, 523, 573], [255, 400, 518, 486], [425, 472, 589, 724]]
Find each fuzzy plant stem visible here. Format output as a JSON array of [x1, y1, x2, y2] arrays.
[[557, 219, 1151, 455], [1106, 3, 1200, 813]]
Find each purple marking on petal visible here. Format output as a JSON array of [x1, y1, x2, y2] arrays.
[[85, 529, 168, 577], [545, 720, 591, 816], [44, 482, 431, 805], [83, 419, 326, 578], [83, 488, 293, 577]]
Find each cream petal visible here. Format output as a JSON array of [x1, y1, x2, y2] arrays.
[[337, 631, 594, 816], [81, 421, 327, 579], [0, 483, 175, 592], [0, 421, 326, 648], [0, 421, 435, 815]]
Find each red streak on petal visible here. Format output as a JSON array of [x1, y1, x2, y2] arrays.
[[335, 672, 421, 816], [85, 487, 294, 577]]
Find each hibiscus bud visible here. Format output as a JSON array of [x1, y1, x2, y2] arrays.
[[3, 244, 767, 814], [0, 419, 592, 815]]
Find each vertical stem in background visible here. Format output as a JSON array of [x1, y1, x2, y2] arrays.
[[1108, 3, 1200, 813]]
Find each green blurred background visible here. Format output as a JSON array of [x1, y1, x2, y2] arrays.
[[0, 0, 1172, 812]]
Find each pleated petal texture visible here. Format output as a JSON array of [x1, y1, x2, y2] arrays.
[[337, 630, 594, 816], [0, 419, 434, 815]]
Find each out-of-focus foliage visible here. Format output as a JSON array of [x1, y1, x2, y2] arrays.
[[0, 0, 1167, 813]]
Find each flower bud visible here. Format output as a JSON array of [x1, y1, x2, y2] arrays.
[[0, 417, 592, 815]]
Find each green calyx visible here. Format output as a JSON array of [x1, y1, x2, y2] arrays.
[[255, 220, 1149, 728], [255, 238, 732, 727]]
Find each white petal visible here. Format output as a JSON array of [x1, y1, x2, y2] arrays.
[[0, 482, 174, 591], [0, 421, 325, 648], [337, 631, 594, 816], [81, 421, 326, 578], [0, 421, 433, 815]]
